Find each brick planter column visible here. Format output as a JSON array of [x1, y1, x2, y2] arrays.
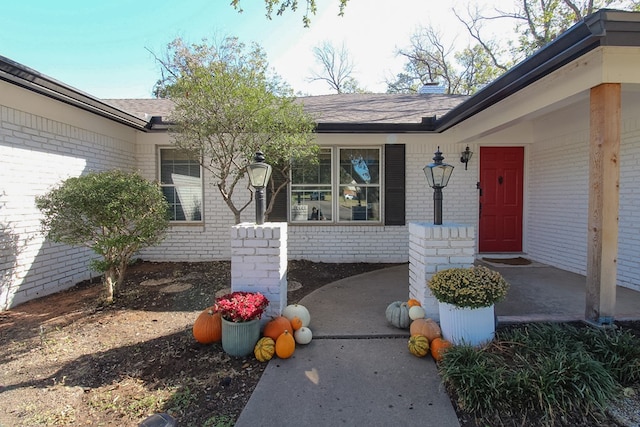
[[231, 223, 288, 326], [409, 222, 475, 321]]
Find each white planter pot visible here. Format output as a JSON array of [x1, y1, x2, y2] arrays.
[[438, 302, 496, 347]]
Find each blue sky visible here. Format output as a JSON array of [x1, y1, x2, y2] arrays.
[[1, 0, 512, 98]]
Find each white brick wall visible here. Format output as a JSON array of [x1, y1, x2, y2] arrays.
[[527, 124, 590, 274], [406, 143, 478, 226], [526, 102, 640, 292], [137, 138, 479, 264], [0, 104, 137, 309], [618, 112, 640, 291], [5, 76, 640, 313], [287, 224, 408, 262], [408, 222, 476, 320], [135, 137, 257, 261], [230, 222, 288, 323]]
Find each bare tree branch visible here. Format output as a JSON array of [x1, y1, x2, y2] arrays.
[[309, 41, 362, 93]]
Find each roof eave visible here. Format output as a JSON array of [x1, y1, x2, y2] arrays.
[[433, 9, 640, 132], [316, 116, 438, 133], [0, 55, 149, 131]]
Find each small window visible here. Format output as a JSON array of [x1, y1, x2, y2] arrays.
[[290, 148, 332, 221], [159, 148, 203, 222], [338, 148, 380, 222]]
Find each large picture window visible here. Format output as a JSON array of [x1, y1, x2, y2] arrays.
[[159, 148, 203, 222], [289, 147, 381, 223]]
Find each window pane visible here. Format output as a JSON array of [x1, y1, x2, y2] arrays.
[[339, 148, 380, 222], [338, 186, 379, 221], [339, 149, 379, 185], [290, 186, 332, 221], [290, 148, 332, 222], [291, 149, 331, 184], [160, 149, 202, 221]]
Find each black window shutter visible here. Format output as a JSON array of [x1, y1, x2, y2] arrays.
[[267, 172, 288, 222], [384, 144, 406, 225]]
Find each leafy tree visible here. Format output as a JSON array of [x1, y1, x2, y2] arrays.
[[154, 37, 318, 224], [387, 25, 502, 95], [501, 0, 636, 56], [389, 1, 638, 95], [35, 170, 170, 303], [454, 1, 639, 68], [309, 41, 364, 93], [231, 0, 350, 27]]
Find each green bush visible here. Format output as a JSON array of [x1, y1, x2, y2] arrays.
[[36, 170, 169, 303], [439, 322, 640, 426]]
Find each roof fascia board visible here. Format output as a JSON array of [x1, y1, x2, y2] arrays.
[[434, 9, 639, 133], [315, 121, 437, 133], [0, 55, 149, 131], [447, 47, 606, 144]]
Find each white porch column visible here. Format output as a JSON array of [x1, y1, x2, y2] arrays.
[[409, 222, 475, 321], [231, 223, 288, 326]]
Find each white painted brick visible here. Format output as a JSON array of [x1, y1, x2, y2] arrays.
[[9, 97, 640, 310]]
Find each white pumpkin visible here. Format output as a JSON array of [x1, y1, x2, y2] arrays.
[[294, 327, 313, 345], [409, 305, 426, 321], [283, 304, 311, 327]]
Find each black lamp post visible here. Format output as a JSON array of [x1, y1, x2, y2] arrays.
[[423, 147, 454, 225], [246, 151, 272, 225]]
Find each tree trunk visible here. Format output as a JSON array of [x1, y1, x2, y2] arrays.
[[104, 268, 117, 303]]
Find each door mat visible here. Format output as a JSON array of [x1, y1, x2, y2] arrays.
[[482, 257, 532, 265]]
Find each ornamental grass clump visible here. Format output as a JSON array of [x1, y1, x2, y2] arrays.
[[428, 265, 509, 309], [438, 322, 640, 426], [215, 291, 269, 323]]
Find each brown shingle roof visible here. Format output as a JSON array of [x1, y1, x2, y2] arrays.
[[103, 93, 467, 125], [102, 98, 175, 121], [297, 93, 467, 124]]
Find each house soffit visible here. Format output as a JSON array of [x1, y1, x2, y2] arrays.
[[449, 45, 640, 144], [434, 10, 640, 135]]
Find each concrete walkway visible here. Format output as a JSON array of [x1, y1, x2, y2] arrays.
[[236, 262, 640, 427]]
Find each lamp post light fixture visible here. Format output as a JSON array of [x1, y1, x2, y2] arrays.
[[246, 150, 272, 225], [460, 146, 473, 170], [423, 147, 455, 225]]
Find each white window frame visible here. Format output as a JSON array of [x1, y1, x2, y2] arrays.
[[289, 146, 382, 224], [158, 147, 204, 223]]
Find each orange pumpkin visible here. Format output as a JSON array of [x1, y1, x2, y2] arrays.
[[275, 330, 296, 359], [430, 337, 453, 362], [263, 316, 293, 341], [290, 316, 303, 331], [192, 307, 222, 344], [410, 318, 442, 341], [407, 298, 422, 308]]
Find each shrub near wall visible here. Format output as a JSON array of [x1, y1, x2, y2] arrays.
[[36, 170, 169, 303]]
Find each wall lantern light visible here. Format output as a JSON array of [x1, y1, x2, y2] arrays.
[[423, 147, 454, 225], [246, 150, 272, 225], [460, 146, 473, 170]]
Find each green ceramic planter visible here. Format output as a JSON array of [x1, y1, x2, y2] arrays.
[[221, 318, 261, 357]]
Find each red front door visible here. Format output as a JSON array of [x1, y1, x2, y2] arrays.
[[479, 147, 524, 252]]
